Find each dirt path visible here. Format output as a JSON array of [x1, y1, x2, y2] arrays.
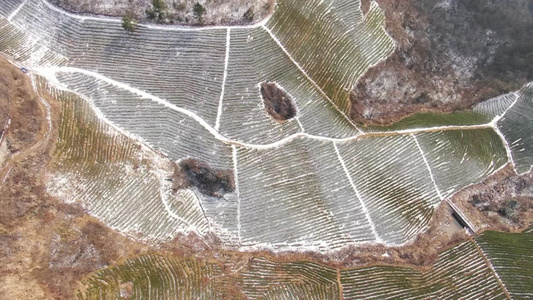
[[0, 75, 51, 188]]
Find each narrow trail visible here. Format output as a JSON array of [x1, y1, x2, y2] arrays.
[[412, 134, 444, 201], [38, 65, 501, 151], [0, 74, 52, 189], [333, 142, 382, 243], [214, 28, 231, 131]]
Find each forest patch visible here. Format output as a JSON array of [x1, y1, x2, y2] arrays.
[[260, 82, 298, 123], [172, 158, 235, 198]]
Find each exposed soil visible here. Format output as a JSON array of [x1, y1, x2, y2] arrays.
[[260, 81, 298, 123], [172, 158, 235, 198], [351, 0, 533, 125], [158, 164, 532, 272], [150, 199, 469, 271], [50, 0, 275, 26]]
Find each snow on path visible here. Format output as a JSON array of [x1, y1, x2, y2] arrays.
[[486, 91, 523, 174], [411, 134, 444, 201], [214, 28, 231, 131], [232, 145, 242, 244], [7, 0, 29, 21], [38, 66, 500, 151], [333, 142, 382, 243]]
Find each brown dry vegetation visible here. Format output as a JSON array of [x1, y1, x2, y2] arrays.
[[451, 164, 533, 234], [0, 60, 43, 157], [0, 57, 150, 299], [351, 0, 533, 125]]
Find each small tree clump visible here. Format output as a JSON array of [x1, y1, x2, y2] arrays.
[[121, 11, 137, 32], [193, 2, 206, 23], [243, 7, 254, 22], [173, 2, 186, 11], [152, 0, 167, 11], [146, 0, 168, 22]]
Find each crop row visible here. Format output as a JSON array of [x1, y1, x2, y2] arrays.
[[0, 18, 67, 67], [266, 0, 395, 114], [80, 232, 531, 299], [476, 227, 533, 298], [219, 27, 361, 144], [11, 0, 227, 125], [78, 254, 234, 299], [40, 70, 512, 249], [4, 0, 393, 144], [38, 78, 209, 241], [494, 84, 533, 174], [341, 241, 506, 299]]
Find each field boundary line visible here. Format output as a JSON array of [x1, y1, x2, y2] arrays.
[[232, 145, 242, 244], [473, 240, 512, 299], [215, 28, 230, 131], [486, 90, 530, 175], [333, 142, 382, 243], [260, 24, 363, 133], [7, 0, 29, 21], [159, 190, 194, 228], [411, 134, 443, 201], [37, 67, 503, 152]]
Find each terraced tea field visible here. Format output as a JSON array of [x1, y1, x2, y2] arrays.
[[77, 227, 532, 299], [38, 77, 210, 241], [476, 227, 533, 299], [78, 254, 236, 299], [2, 0, 532, 298], [1, 0, 532, 252]]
